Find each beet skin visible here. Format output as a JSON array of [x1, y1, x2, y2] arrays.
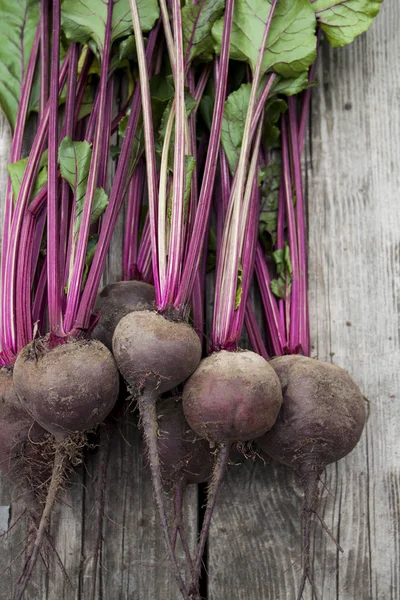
[[112, 310, 202, 394], [182, 350, 282, 443], [14, 338, 119, 439], [258, 355, 366, 468], [93, 280, 155, 349]]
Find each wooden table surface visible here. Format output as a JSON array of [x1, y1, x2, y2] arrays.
[[0, 2, 398, 598]]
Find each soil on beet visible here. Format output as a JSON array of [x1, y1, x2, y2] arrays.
[[113, 310, 202, 395], [258, 355, 366, 468], [14, 338, 119, 439]]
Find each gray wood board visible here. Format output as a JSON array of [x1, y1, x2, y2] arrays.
[[208, 3, 400, 599]]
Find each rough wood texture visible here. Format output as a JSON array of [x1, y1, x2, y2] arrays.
[[208, 3, 399, 599], [0, 3, 397, 599]]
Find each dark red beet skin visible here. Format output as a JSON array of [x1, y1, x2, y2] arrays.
[[157, 397, 213, 485], [182, 350, 282, 443], [112, 310, 202, 395], [92, 280, 155, 349], [14, 338, 119, 439], [257, 355, 366, 467]]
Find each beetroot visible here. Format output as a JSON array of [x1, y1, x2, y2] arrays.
[[181, 349, 282, 597], [257, 355, 366, 599], [113, 310, 202, 395], [14, 338, 119, 439], [183, 350, 282, 443], [92, 280, 155, 349], [12, 338, 119, 598], [258, 355, 365, 467], [112, 310, 201, 600]]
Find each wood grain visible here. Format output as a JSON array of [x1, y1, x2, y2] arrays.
[[208, 3, 399, 599]]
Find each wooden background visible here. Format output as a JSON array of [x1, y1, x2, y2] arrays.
[[0, 2, 398, 598]]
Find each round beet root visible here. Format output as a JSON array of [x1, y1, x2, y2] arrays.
[[182, 350, 282, 443], [112, 310, 202, 394], [257, 355, 366, 467], [14, 338, 119, 439], [157, 397, 213, 485], [93, 280, 155, 349]]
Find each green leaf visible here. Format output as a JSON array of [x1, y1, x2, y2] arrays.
[[0, 0, 39, 129], [7, 150, 48, 204], [312, 0, 383, 47], [258, 161, 281, 246], [263, 97, 287, 148], [91, 187, 109, 224], [182, 0, 225, 64], [221, 83, 251, 175], [58, 136, 108, 235], [118, 35, 138, 63], [81, 234, 98, 290], [184, 155, 196, 213], [212, 0, 316, 77], [61, 0, 159, 53], [59, 136, 92, 212], [270, 73, 311, 97], [270, 243, 292, 300], [77, 84, 96, 120], [235, 260, 243, 310]]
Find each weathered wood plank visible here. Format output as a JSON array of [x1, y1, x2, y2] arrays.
[[208, 3, 399, 599]]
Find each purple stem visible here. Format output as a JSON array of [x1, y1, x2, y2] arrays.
[[32, 258, 48, 329], [298, 28, 321, 154], [63, 0, 113, 334], [0, 29, 40, 355], [59, 44, 78, 294], [288, 98, 308, 355], [2, 49, 70, 355], [136, 216, 152, 282], [281, 116, 299, 351], [84, 91, 100, 143], [47, 0, 63, 334], [16, 215, 36, 349], [276, 178, 287, 337], [174, 0, 234, 311], [213, 0, 278, 349], [191, 271, 204, 341], [73, 49, 94, 126], [31, 207, 47, 280], [98, 77, 114, 190], [229, 174, 260, 347], [74, 25, 160, 329], [39, 0, 49, 120], [128, 2, 161, 306], [244, 303, 269, 360], [255, 246, 284, 356], [218, 149, 268, 357], [122, 161, 145, 281], [162, 0, 186, 308]]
